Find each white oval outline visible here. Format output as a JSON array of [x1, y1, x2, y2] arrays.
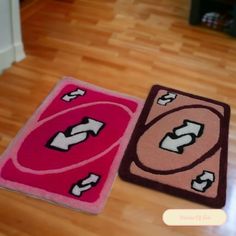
[[12, 101, 133, 175]]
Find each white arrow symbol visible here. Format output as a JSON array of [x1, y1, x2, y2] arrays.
[[191, 170, 215, 192], [157, 92, 177, 106], [164, 93, 177, 99], [62, 88, 86, 102], [199, 171, 215, 182], [71, 118, 104, 135], [191, 181, 209, 192], [50, 132, 87, 151], [72, 184, 91, 197], [48, 118, 104, 151], [82, 173, 100, 185], [175, 120, 204, 137], [70, 173, 100, 197], [160, 134, 193, 153], [159, 120, 204, 154]]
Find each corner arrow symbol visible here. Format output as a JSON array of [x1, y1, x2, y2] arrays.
[[62, 88, 86, 102], [82, 173, 100, 185], [199, 171, 215, 182], [70, 173, 100, 197], [157, 92, 177, 106], [191, 170, 215, 192], [191, 181, 208, 192]]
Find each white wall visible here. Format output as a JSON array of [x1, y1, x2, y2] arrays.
[[0, 0, 25, 74]]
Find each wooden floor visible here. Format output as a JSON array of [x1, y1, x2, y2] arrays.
[[0, 0, 236, 235]]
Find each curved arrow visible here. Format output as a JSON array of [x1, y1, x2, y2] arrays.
[[159, 134, 194, 154], [70, 173, 100, 197], [191, 181, 209, 192], [62, 88, 86, 102], [49, 132, 87, 151], [157, 92, 177, 106], [191, 170, 215, 192], [71, 118, 104, 135], [47, 117, 105, 151], [174, 120, 204, 137], [159, 119, 204, 154]]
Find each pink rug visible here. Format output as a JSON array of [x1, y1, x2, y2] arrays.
[[119, 85, 230, 208], [0, 77, 143, 214]]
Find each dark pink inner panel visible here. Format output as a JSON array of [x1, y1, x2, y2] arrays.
[[39, 84, 138, 121], [1, 146, 119, 203], [17, 104, 130, 171]]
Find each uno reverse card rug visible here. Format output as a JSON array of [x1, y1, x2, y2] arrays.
[[119, 85, 230, 208], [0, 77, 143, 214]]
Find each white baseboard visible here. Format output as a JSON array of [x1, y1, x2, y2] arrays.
[[0, 46, 14, 74], [0, 0, 25, 75], [0, 43, 25, 74], [14, 42, 26, 62]]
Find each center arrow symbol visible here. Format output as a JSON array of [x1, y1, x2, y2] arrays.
[[174, 120, 204, 137], [160, 134, 194, 154], [71, 118, 104, 135], [50, 132, 87, 151], [47, 117, 105, 151], [159, 119, 204, 154]]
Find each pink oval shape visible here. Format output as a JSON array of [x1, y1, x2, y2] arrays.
[[137, 107, 220, 172], [17, 103, 130, 171]]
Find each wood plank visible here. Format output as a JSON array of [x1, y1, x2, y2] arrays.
[[0, 0, 235, 235]]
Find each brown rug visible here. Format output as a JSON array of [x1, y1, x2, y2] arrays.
[[119, 85, 230, 208]]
